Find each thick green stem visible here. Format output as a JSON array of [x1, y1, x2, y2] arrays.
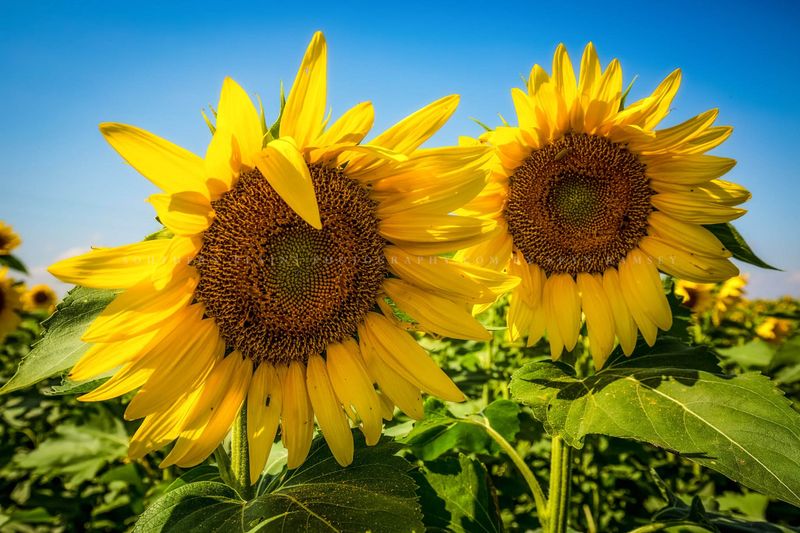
[[467, 418, 549, 522], [230, 403, 253, 500], [547, 436, 573, 533]]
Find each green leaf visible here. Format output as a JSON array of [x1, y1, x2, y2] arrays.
[[44, 375, 110, 396], [0, 253, 28, 274], [705, 223, 778, 270], [0, 286, 116, 395], [717, 339, 775, 369], [13, 413, 128, 488], [510, 339, 800, 507], [164, 466, 222, 494], [134, 433, 423, 532], [415, 454, 502, 533], [400, 398, 520, 461]]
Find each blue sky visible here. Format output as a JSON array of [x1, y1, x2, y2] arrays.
[[1, 0, 798, 298]]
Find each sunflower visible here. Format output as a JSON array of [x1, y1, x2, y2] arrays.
[[0, 221, 21, 255], [676, 275, 747, 326], [22, 284, 58, 313], [756, 317, 793, 344], [49, 32, 511, 479], [458, 43, 749, 368], [0, 268, 23, 342]]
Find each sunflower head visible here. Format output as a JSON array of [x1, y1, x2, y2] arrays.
[[48, 32, 511, 478], [0, 268, 23, 342], [0, 221, 21, 255], [22, 284, 58, 313], [756, 317, 793, 344], [459, 42, 750, 368]]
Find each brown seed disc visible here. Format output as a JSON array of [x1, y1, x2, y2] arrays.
[[193, 164, 387, 365], [504, 133, 653, 276]]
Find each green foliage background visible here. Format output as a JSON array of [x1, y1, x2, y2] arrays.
[[2, 281, 800, 532]]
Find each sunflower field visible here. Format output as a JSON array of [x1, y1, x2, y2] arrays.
[[2, 26, 800, 533]]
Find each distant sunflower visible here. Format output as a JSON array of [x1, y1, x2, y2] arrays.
[[0, 268, 22, 342], [22, 284, 58, 313], [49, 32, 509, 479], [676, 275, 747, 326], [459, 43, 749, 368], [0, 221, 21, 255]]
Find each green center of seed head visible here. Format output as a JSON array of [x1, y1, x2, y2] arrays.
[[549, 172, 602, 229]]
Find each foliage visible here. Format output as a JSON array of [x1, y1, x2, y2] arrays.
[[2, 250, 800, 531]]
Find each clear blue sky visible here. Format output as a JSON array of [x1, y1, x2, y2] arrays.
[[1, 0, 798, 298]]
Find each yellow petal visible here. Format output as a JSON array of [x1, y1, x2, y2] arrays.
[[551, 44, 577, 110], [306, 354, 354, 466], [254, 137, 321, 229], [247, 363, 282, 483], [99, 123, 208, 196], [48, 239, 171, 289], [385, 246, 517, 304], [577, 42, 601, 98], [162, 354, 252, 468], [577, 273, 616, 369], [204, 127, 240, 196], [550, 273, 581, 351], [380, 214, 497, 256], [645, 154, 736, 185], [360, 312, 464, 402], [382, 278, 490, 341], [647, 212, 731, 258], [129, 385, 203, 460], [281, 361, 314, 469], [543, 276, 565, 359], [359, 334, 423, 419], [369, 95, 459, 154], [507, 286, 534, 343], [602, 268, 639, 356], [619, 249, 672, 331], [147, 192, 213, 236], [313, 101, 374, 149], [215, 77, 263, 167], [639, 235, 739, 283], [82, 267, 197, 343], [280, 32, 327, 149], [70, 328, 162, 381], [124, 317, 224, 420], [326, 340, 382, 446], [651, 192, 746, 224]]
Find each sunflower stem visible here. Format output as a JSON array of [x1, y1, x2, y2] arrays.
[[466, 417, 548, 522], [230, 403, 253, 500], [547, 435, 573, 533]]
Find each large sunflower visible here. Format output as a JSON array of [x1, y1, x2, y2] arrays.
[[0, 268, 22, 342], [49, 32, 510, 479], [458, 43, 749, 368]]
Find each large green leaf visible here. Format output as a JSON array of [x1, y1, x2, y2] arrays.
[[705, 223, 778, 270], [133, 434, 423, 532], [0, 286, 116, 395], [415, 454, 502, 533], [510, 339, 800, 507]]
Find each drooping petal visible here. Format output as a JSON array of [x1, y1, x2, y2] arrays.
[[147, 192, 214, 236], [602, 268, 638, 356], [359, 312, 464, 402], [254, 137, 321, 230], [281, 361, 314, 469], [359, 333, 423, 419], [247, 363, 283, 483], [326, 340, 382, 446], [306, 354, 354, 466], [577, 273, 616, 369]]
